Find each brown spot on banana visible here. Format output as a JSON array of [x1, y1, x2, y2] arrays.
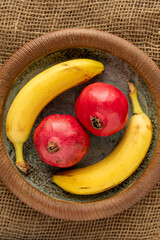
[[135, 125, 140, 130], [147, 124, 152, 130]]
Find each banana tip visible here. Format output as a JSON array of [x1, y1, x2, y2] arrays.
[[16, 162, 30, 174], [128, 81, 136, 94]]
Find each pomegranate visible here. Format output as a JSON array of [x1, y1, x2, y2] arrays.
[[75, 82, 129, 136], [33, 114, 90, 167]]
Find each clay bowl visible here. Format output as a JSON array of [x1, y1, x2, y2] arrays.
[[0, 29, 160, 221]]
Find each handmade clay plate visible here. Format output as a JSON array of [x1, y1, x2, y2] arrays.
[[0, 29, 160, 221]]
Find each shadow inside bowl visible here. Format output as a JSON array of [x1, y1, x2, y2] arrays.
[[2, 48, 158, 202]]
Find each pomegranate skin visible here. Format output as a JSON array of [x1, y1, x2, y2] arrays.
[[33, 114, 90, 167], [75, 82, 129, 136]]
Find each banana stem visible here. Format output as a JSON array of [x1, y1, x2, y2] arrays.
[[14, 142, 29, 174], [128, 81, 143, 114]]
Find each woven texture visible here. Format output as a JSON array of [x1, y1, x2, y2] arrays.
[[0, 0, 160, 239]]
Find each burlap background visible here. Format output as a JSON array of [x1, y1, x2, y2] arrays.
[[0, 0, 160, 239]]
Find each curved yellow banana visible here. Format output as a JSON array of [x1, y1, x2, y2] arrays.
[[53, 82, 153, 195], [6, 59, 104, 173]]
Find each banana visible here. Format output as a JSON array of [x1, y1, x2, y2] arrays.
[[6, 59, 104, 173], [53, 82, 153, 195]]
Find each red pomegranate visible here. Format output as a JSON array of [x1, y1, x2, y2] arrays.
[[33, 114, 90, 167], [75, 82, 129, 136]]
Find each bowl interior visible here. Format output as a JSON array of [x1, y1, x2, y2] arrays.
[[2, 48, 158, 203]]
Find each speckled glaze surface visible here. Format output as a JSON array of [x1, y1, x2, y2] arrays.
[[0, 29, 160, 220]]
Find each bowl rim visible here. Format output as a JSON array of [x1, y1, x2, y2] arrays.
[[0, 28, 160, 221]]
